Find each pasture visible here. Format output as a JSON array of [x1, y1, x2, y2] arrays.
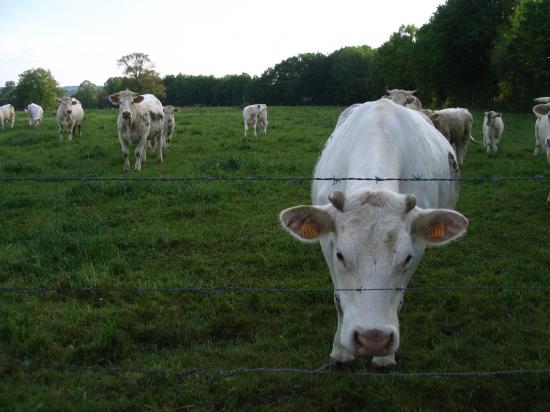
[[0, 106, 549, 410]]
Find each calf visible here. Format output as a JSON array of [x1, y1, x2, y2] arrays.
[[56, 97, 85, 141], [162, 105, 180, 149], [0, 104, 15, 129], [429, 108, 478, 166], [482, 111, 504, 154], [25, 103, 43, 127], [108, 90, 164, 171], [279, 99, 468, 368], [532, 103, 550, 202], [243, 104, 267, 136]]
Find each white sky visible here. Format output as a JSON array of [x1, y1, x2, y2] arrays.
[[1, 0, 446, 86]]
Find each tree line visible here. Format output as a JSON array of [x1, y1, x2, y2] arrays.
[[1, 0, 546, 111]]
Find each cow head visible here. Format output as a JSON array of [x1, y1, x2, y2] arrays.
[[57, 97, 77, 117], [280, 189, 468, 362], [484, 111, 502, 127], [108, 90, 144, 124], [386, 89, 418, 106]]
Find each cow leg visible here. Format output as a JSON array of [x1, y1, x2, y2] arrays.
[[0, 119, 3, 130], [156, 133, 164, 163], [372, 354, 397, 369], [253, 117, 257, 137], [119, 136, 130, 171], [534, 131, 540, 156], [68, 123, 74, 142], [134, 136, 147, 170], [243, 120, 248, 137], [329, 295, 355, 365]]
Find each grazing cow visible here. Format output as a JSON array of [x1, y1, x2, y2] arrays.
[[429, 108, 478, 166], [279, 99, 468, 368], [56, 97, 85, 141], [0, 104, 15, 129], [482, 111, 504, 154], [532, 103, 550, 202], [25, 103, 43, 127], [162, 105, 180, 150], [108, 90, 164, 171], [243, 104, 267, 136], [386, 89, 422, 110]]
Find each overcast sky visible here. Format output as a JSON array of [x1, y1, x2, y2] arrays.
[[1, 0, 446, 86]]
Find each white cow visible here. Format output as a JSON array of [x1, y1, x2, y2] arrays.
[[429, 108, 478, 166], [386, 89, 422, 110], [243, 104, 267, 136], [279, 99, 468, 368], [0, 104, 15, 129], [162, 105, 180, 149], [482, 111, 504, 154], [25, 103, 43, 127], [532, 103, 550, 202], [108, 90, 164, 171], [56, 97, 85, 141]]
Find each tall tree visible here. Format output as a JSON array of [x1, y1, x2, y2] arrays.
[[0, 81, 16, 105], [14, 68, 59, 109], [74, 80, 106, 109], [492, 0, 550, 109], [116, 52, 166, 98], [415, 0, 518, 107]]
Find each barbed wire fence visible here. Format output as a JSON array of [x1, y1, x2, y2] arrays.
[[1, 174, 549, 380]]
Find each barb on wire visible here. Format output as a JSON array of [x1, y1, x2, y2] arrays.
[[1, 284, 549, 295], [0, 175, 548, 183], [3, 363, 549, 379]]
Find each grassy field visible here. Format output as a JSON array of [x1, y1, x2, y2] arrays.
[[0, 105, 549, 411]]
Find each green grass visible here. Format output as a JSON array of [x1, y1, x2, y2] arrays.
[[0, 106, 549, 411]]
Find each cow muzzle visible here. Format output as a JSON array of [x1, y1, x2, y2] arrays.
[[122, 111, 131, 119], [352, 327, 397, 357], [66, 109, 72, 115]]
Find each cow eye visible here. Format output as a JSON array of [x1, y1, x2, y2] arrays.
[[403, 254, 413, 267], [336, 252, 345, 262]]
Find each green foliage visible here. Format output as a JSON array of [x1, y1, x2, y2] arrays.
[[0, 107, 548, 409], [116, 52, 166, 99], [73, 80, 108, 109], [0, 80, 16, 105], [14, 68, 59, 109], [492, 0, 550, 109]]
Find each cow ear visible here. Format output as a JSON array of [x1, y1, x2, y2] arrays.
[[533, 104, 550, 116], [496, 112, 502, 117], [108, 94, 120, 105], [413, 209, 468, 247], [279, 205, 335, 243], [174, 107, 180, 112], [430, 113, 440, 122], [134, 95, 145, 104], [71, 100, 77, 105], [56, 98, 62, 103]]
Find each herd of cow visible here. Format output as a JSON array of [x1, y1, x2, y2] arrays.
[[1, 89, 549, 369]]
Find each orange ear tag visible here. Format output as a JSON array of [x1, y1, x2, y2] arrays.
[[300, 220, 320, 239], [427, 222, 446, 240]]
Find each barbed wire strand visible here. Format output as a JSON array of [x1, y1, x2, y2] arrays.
[[0, 175, 548, 183], [1, 285, 549, 295], [3, 363, 549, 378]]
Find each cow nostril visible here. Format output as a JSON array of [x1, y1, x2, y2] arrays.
[[122, 111, 131, 118], [66, 110, 72, 114]]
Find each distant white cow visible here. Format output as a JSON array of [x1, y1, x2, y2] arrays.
[[108, 90, 164, 171], [56, 97, 85, 141], [25, 103, 43, 127], [532, 103, 550, 202], [386, 89, 422, 110], [279, 99, 468, 368], [429, 108, 478, 166], [243, 104, 267, 136], [482, 111, 504, 154], [0, 104, 15, 129], [163, 105, 180, 149]]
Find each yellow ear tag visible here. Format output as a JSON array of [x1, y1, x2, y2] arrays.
[[300, 220, 320, 239], [427, 222, 446, 240]]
